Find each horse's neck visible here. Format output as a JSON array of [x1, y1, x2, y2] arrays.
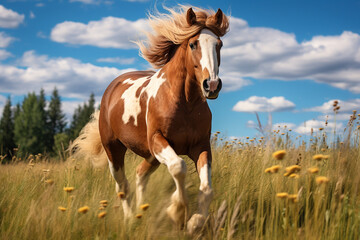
[[162, 45, 204, 106]]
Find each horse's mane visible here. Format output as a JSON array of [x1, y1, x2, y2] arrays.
[[136, 6, 230, 69]]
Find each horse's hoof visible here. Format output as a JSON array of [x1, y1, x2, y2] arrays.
[[187, 213, 205, 235]]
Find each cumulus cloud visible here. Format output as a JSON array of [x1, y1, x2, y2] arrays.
[[222, 17, 360, 93], [294, 119, 342, 135], [0, 49, 12, 61], [305, 99, 360, 114], [0, 50, 136, 99], [69, 0, 113, 4], [0, 32, 14, 48], [50, 17, 148, 48], [233, 96, 295, 113], [0, 5, 24, 28], [97, 57, 136, 65]]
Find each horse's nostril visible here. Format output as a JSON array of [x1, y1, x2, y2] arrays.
[[203, 80, 209, 90]]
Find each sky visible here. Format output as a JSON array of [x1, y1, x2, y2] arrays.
[[1, 0, 360, 140]]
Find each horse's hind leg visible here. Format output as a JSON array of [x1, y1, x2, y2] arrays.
[[104, 140, 133, 218], [136, 157, 160, 207]]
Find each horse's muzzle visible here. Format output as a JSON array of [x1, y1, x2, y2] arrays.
[[202, 78, 222, 99]]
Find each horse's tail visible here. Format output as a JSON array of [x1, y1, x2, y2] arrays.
[[69, 110, 108, 167]]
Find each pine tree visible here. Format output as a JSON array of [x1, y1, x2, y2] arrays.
[[48, 88, 66, 150], [69, 93, 96, 140], [0, 96, 15, 159], [14, 92, 48, 155]]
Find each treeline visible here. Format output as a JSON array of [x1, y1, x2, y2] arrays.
[[0, 88, 96, 162]]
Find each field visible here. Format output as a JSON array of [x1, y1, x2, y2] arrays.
[[1, 120, 360, 239]]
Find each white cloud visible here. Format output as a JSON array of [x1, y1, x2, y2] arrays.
[[0, 49, 12, 61], [233, 96, 295, 113], [29, 11, 35, 19], [50, 17, 148, 49], [305, 99, 360, 114], [0, 5, 24, 28], [222, 17, 360, 93], [97, 57, 136, 65], [69, 0, 113, 4], [0, 50, 136, 100], [0, 32, 14, 47], [294, 119, 342, 135]]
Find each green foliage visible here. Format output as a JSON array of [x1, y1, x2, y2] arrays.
[[0, 96, 15, 159], [14, 92, 48, 155], [53, 133, 70, 160], [69, 93, 95, 140]]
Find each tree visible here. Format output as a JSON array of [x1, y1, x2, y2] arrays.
[[14, 92, 48, 155], [0, 96, 15, 159], [69, 93, 96, 139], [48, 88, 66, 149]]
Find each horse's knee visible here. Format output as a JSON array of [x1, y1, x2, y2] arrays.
[[168, 158, 186, 179]]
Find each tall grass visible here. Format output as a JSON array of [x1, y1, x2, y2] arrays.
[[1, 119, 360, 239]]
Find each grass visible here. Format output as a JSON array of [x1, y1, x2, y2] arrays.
[[1, 120, 360, 239]]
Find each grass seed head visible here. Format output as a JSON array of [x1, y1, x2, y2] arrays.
[[272, 150, 286, 160]]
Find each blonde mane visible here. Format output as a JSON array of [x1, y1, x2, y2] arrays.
[[136, 6, 230, 69]]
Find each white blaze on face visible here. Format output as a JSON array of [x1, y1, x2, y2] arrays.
[[199, 29, 219, 82]]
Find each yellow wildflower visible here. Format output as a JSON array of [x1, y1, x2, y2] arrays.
[[272, 150, 286, 160], [58, 206, 67, 212], [63, 187, 75, 193], [308, 167, 319, 174], [276, 192, 288, 199], [316, 176, 330, 185], [117, 192, 125, 199], [78, 206, 89, 214], [98, 211, 107, 218], [135, 214, 143, 219], [265, 165, 281, 173], [313, 154, 329, 161], [140, 203, 150, 211]]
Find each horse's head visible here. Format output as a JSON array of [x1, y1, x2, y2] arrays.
[[186, 8, 224, 100]]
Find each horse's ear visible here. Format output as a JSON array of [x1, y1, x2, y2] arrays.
[[214, 8, 223, 26], [186, 8, 196, 26]]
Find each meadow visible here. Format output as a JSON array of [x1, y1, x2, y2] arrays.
[[1, 113, 360, 239]]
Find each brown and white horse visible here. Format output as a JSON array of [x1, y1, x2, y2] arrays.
[[71, 6, 229, 232]]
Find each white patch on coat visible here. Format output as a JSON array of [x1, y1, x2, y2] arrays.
[[121, 70, 166, 126], [199, 163, 212, 191], [199, 29, 219, 81]]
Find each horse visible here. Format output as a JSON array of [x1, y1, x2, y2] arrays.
[[71, 6, 229, 233]]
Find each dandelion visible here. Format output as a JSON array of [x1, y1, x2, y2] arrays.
[[58, 206, 67, 212], [265, 165, 281, 173], [98, 211, 107, 218], [313, 154, 329, 161], [78, 206, 89, 214], [117, 192, 125, 199], [272, 150, 286, 160], [135, 214, 143, 219], [140, 203, 150, 211], [276, 192, 288, 199], [63, 187, 75, 193], [316, 176, 330, 185], [284, 165, 301, 176], [308, 167, 319, 174]]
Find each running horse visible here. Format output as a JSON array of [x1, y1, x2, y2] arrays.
[[71, 6, 229, 232]]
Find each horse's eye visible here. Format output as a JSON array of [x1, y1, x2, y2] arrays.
[[189, 42, 195, 50]]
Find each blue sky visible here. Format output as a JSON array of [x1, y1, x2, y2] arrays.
[[1, 0, 360, 140]]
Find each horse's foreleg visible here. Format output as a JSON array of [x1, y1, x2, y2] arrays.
[[187, 147, 213, 234], [150, 132, 188, 225], [136, 158, 160, 207]]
